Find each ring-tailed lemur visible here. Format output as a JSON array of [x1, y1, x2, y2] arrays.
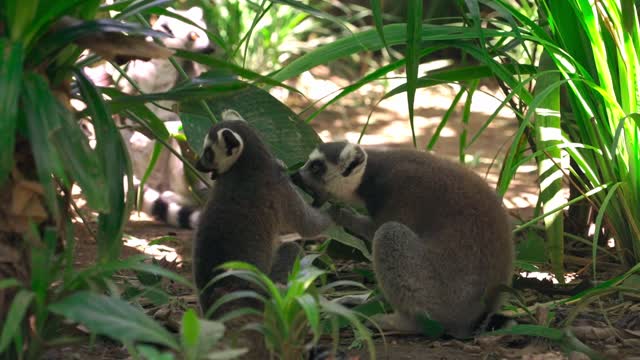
[[116, 6, 217, 203], [83, 7, 220, 228], [183, 115, 333, 360], [290, 141, 514, 338], [190, 118, 332, 315]]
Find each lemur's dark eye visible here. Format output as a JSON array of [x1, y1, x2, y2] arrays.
[[308, 160, 325, 176], [161, 23, 174, 36], [203, 148, 214, 162]]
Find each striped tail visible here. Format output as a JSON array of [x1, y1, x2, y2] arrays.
[[133, 183, 201, 229]]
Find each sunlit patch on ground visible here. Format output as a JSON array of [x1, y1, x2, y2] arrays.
[[123, 234, 182, 264], [520, 271, 579, 284], [129, 210, 154, 222]]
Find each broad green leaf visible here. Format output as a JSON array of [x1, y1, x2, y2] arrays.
[[50, 99, 108, 211], [0, 41, 23, 185], [323, 226, 372, 261], [74, 69, 129, 261], [5, 0, 38, 42], [180, 85, 321, 166], [296, 294, 320, 342], [21, 73, 69, 220], [49, 291, 179, 349], [0, 290, 34, 353]]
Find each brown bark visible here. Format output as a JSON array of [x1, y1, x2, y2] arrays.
[[0, 137, 47, 324]]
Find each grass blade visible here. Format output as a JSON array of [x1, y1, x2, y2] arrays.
[[0, 290, 34, 353], [404, 0, 423, 147], [0, 40, 23, 184], [369, 0, 389, 55], [459, 80, 478, 163], [271, 23, 511, 83], [534, 53, 565, 282]]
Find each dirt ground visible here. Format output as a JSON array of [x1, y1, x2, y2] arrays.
[[46, 69, 640, 360]]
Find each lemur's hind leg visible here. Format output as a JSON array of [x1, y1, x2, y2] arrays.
[[269, 241, 303, 284], [369, 221, 431, 334], [370, 312, 421, 333]]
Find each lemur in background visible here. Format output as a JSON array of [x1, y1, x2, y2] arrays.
[[82, 7, 219, 227]]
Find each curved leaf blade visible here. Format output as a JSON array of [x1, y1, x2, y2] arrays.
[[0, 40, 23, 185], [49, 291, 179, 349]]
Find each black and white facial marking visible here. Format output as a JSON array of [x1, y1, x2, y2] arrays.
[[153, 7, 214, 54], [293, 142, 367, 206], [195, 127, 244, 179]]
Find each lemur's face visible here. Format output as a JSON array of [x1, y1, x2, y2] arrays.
[[291, 142, 367, 207], [153, 7, 216, 54], [195, 110, 248, 179], [195, 125, 244, 180]]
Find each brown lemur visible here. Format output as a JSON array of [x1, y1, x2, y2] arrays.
[[290, 141, 514, 338], [191, 111, 333, 315]]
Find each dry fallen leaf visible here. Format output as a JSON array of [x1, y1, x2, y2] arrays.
[[0, 170, 48, 233]]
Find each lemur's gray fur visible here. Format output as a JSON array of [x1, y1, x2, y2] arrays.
[[291, 142, 514, 338], [192, 113, 332, 314]]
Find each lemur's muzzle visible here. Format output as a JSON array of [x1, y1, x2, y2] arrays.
[[290, 171, 328, 208]]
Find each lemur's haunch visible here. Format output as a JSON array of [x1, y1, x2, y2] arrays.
[[291, 142, 514, 338], [192, 114, 332, 315]]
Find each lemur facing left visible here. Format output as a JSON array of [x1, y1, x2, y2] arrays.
[[291, 141, 514, 339], [191, 113, 333, 315]]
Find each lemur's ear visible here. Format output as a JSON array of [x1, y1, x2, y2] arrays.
[[220, 129, 241, 156], [221, 109, 246, 122], [340, 144, 366, 177]]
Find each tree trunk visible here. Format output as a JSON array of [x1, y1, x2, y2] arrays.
[[0, 136, 48, 324]]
